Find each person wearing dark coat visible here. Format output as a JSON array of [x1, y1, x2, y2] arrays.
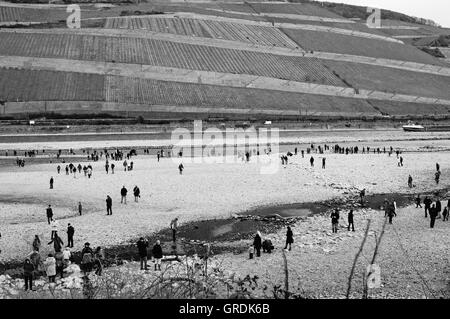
[[386, 202, 397, 224], [284, 226, 294, 251], [106, 195, 112, 215], [348, 210, 355, 231], [47, 233, 64, 253], [137, 237, 149, 270], [442, 207, 449, 222], [436, 200, 442, 216], [46, 205, 53, 224], [49, 177, 54, 189], [331, 209, 340, 233], [23, 259, 35, 291], [429, 204, 438, 228], [152, 240, 163, 271], [32, 235, 41, 252], [133, 186, 140, 203], [67, 223, 75, 248], [415, 195, 422, 208], [424, 196, 432, 218], [120, 186, 128, 204], [253, 232, 262, 257]]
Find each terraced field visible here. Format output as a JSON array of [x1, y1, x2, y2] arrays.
[[323, 60, 450, 100], [0, 67, 104, 102], [282, 28, 445, 66], [0, 31, 344, 85], [0, 5, 68, 23], [247, 2, 344, 19], [104, 16, 298, 48]]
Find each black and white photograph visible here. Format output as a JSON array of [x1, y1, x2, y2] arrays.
[[0, 0, 449, 308]]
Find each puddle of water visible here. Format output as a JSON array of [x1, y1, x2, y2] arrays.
[[211, 223, 234, 237], [276, 208, 312, 217]]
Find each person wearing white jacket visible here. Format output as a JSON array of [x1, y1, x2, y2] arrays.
[[44, 254, 56, 283], [50, 219, 59, 239]]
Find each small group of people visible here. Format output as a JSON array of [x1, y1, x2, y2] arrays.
[[330, 209, 356, 232], [119, 185, 141, 204], [136, 237, 163, 271], [418, 195, 449, 228]]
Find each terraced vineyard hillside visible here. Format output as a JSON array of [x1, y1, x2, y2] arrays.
[[0, 0, 449, 120]]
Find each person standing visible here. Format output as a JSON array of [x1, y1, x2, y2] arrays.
[[105, 163, 109, 174], [253, 231, 262, 257], [348, 210, 355, 231], [44, 254, 56, 283], [120, 186, 128, 204], [170, 218, 178, 242], [424, 196, 432, 218], [310, 156, 314, 167], [78, 202, 82, 216], [322, 157, 326, 169], [360, 189, 366, 205], [133, 186, 140, 203], [94, 247, 104, 276], [81, 243, 94, 274], [23, 258, 35, 291], [106, 195, 112, 215], [387, 202, 397, 224], [152, 240, 163, 271], [49, 177, 54, 189], [111, 163, 115, 174], [178, 163, 184, 175], [429, 204, 438, 228], [57, 165, 61, 174], [284, 226, 293, 251], [137, 237, 149, 271], [331, 209, 340, 233], [50, 219, 59, 239], [436, 199, 442, 218], [67, 223, 74, 248], [46, 205, 53, 224], [32, 235, 41, 252]]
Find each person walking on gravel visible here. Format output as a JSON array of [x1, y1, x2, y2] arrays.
[[120, 186, 128, 204], [408, 175, 413, 188], [253, 231, 262, 257], [152, 240, 163, 271], [429, 204, 438, 228], [415, 195, 422, 208], [49, 177, 54, 189], [442, 206, 449, 222], [106, 195, 112, 215], [67, 223, 74, 248]]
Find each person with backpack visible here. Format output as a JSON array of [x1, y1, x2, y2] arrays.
[[106, 195, 113, 215], [81, 242, 94, 274], [44, 254, 56, 283], [67, 223, 75, 248], [152, 240, 163, 271], [331, 209, 340, 233], [120, 186, 128, 204], [133, 186, 141, 203], [137, 237, 149, 271], [46, 205, 53, 225], [253, 231, 262, 257], [284, 226, 293, 251], [23, 258, 35, 291]]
